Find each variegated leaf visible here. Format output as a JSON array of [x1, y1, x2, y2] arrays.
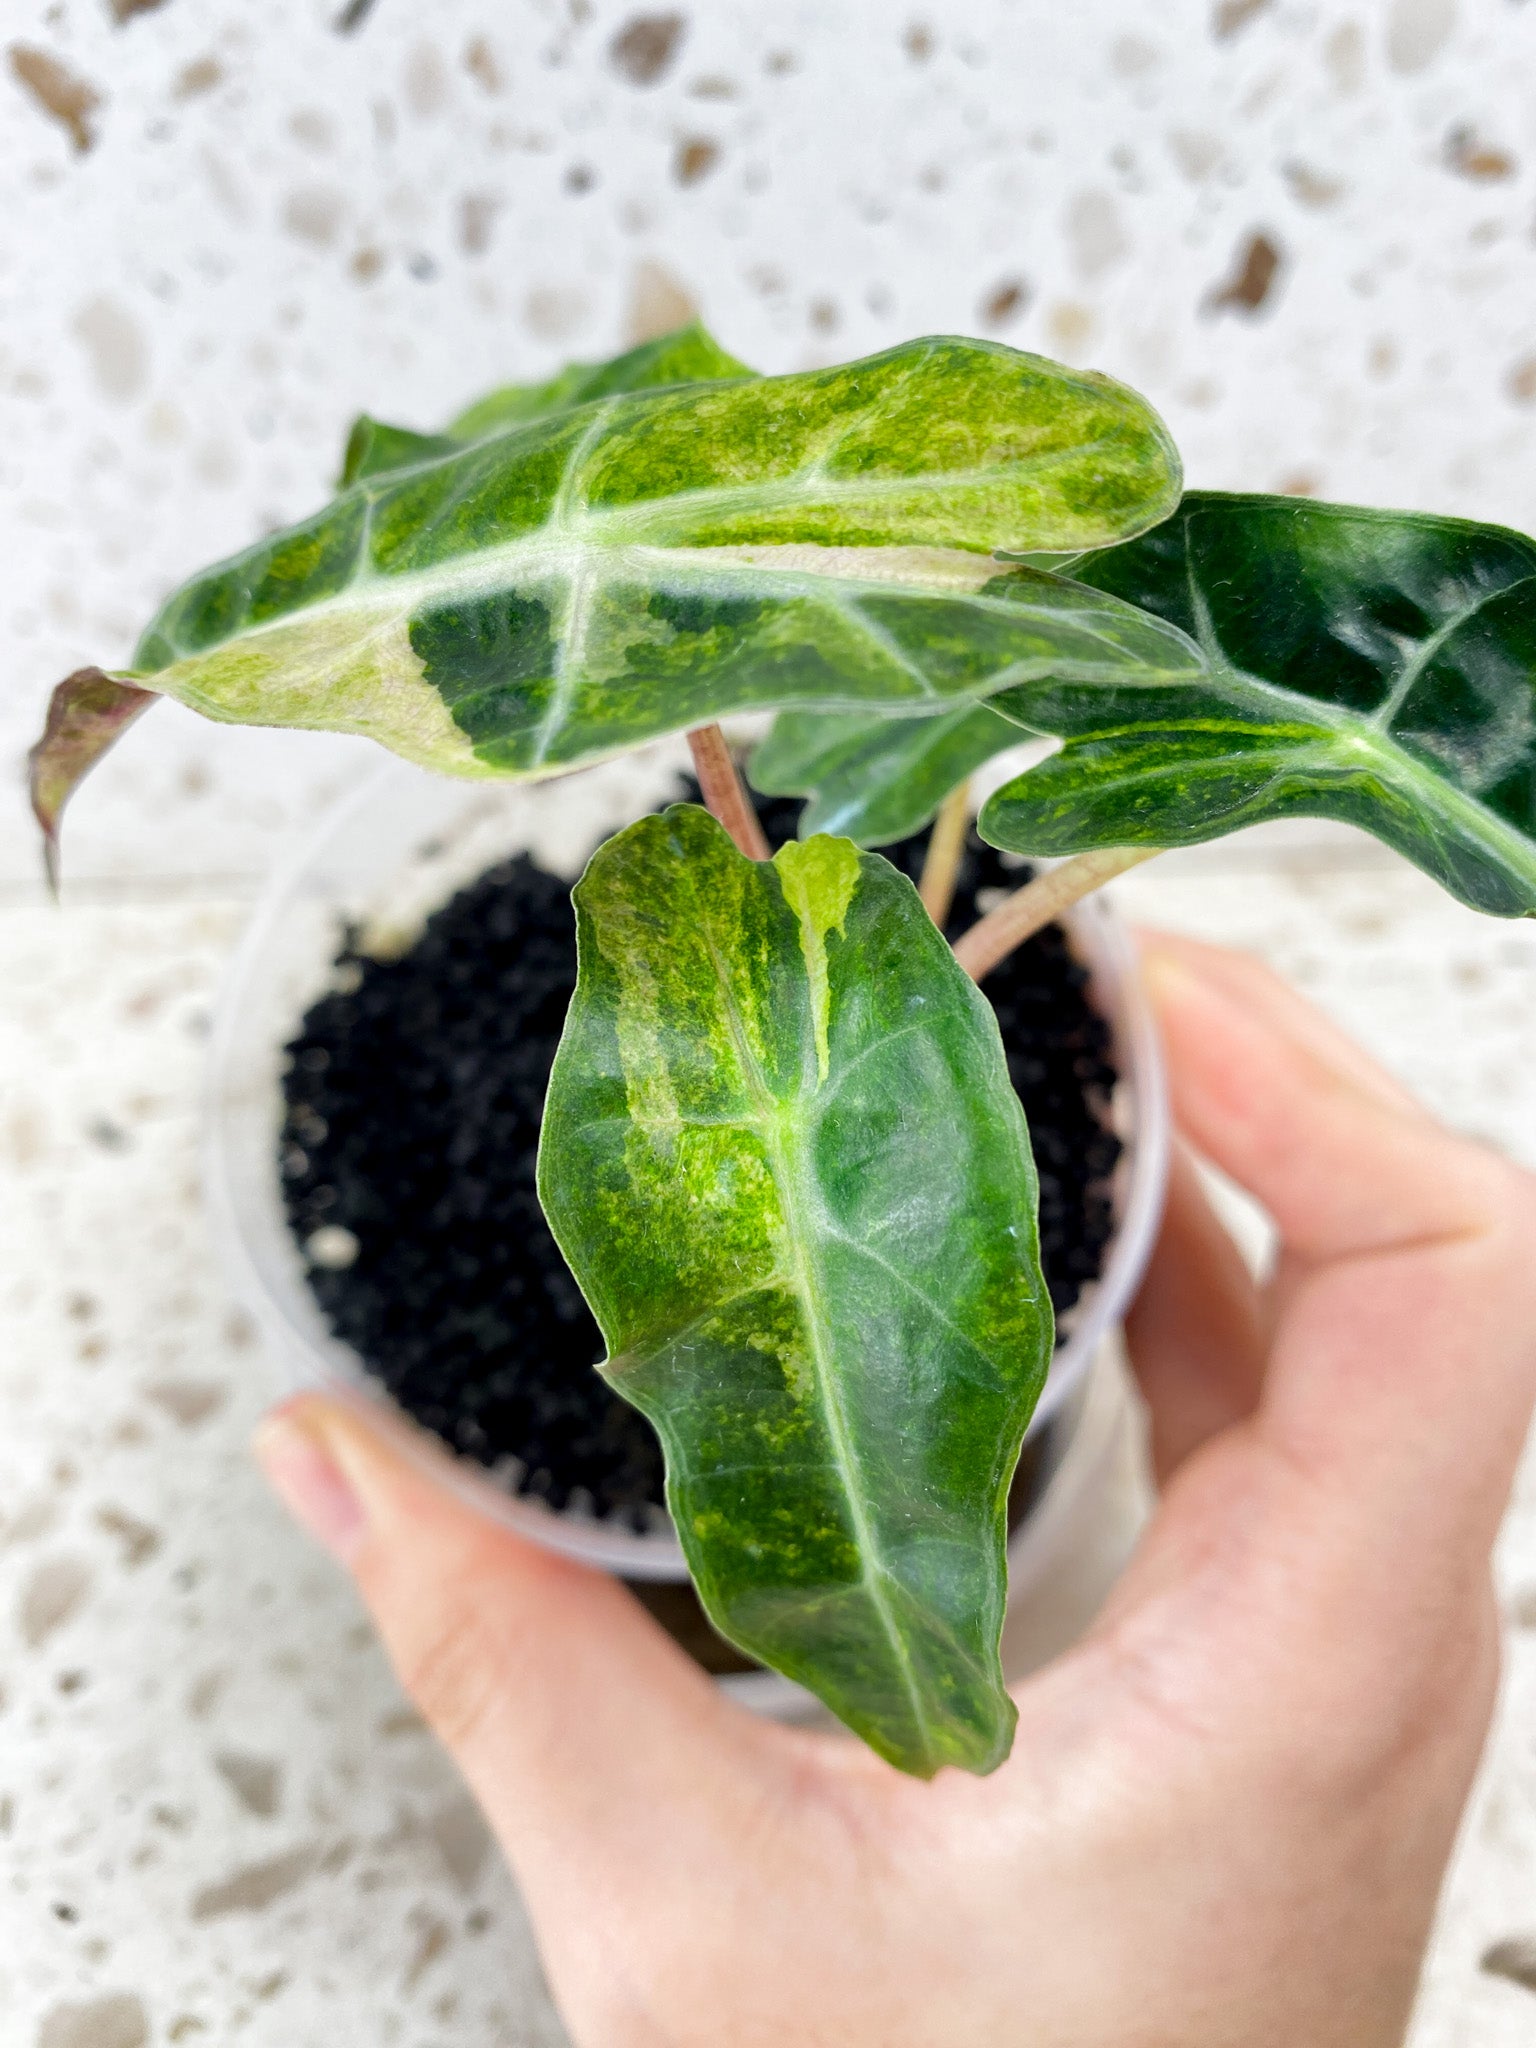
[[35, 338, 1190, 847], [539, 805, 1053, 1776], [31, 327, 758, 866], [339, 419, 459, 488]]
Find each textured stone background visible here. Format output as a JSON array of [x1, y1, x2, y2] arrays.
[[5, 1, 1536, 2042]]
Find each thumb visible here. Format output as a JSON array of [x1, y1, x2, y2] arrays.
[[253, 1392, 758, 1890]]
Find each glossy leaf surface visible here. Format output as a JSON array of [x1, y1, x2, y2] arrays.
[[750, 701, 1025, 845], [539, 805, 1052, 1775], [111, 339, 1188, 782], [981, 492, 1536, 916]]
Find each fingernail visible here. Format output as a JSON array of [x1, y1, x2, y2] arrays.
[[254, 1403, 367, 1563]]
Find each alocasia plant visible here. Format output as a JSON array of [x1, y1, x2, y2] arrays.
[[32, 324, 1536, 1775]]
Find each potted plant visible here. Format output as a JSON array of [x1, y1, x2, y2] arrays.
[[31, 323, 1536, 1779]]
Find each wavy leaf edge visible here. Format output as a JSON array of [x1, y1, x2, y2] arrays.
[[538, 804, 1054, 1775]]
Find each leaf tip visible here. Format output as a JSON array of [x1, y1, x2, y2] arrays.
[[27, 667, 159, 895], [38, 818, 62, 905]]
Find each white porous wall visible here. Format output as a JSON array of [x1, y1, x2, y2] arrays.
[[4, 2, 1536, 2044]]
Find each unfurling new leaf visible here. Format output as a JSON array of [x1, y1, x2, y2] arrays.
[[539, 805, 1053, 1776]]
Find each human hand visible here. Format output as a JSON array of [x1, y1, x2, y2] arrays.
[[255, 935, 1536, 2048]]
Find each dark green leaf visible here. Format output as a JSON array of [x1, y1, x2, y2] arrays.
[[106, 339, 1189, 784], [750, 701, 1026, 845], [539, 805, 1053, 1776], [981, 492, 1536, 917]]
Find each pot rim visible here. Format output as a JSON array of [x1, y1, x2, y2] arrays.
[[203, 754, 1169, 1582]]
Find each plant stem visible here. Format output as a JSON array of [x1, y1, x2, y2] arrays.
[[687, 723, 771, 861], [951, 847, 1160, 982], [918, 780, 971, 930]]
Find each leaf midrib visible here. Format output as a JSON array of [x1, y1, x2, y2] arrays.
[[689, 900, 938, 1763], [1144, 562, 1536, 884], [339, 412, 1138, 508], [157, 403, 1180, 670], [156, 532, 1196, 700]]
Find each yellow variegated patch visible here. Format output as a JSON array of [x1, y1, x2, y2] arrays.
[[32, 330, 1194, 861], [540, 805, 1053, 1777]]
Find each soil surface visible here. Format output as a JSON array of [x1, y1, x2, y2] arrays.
[[279, 791, 1121, 1537]]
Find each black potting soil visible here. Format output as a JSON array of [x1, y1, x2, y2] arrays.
[[279, 789, 1121, 1537]]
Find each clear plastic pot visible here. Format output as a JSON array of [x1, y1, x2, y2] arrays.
[[204, 750, 1168, 1702]]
